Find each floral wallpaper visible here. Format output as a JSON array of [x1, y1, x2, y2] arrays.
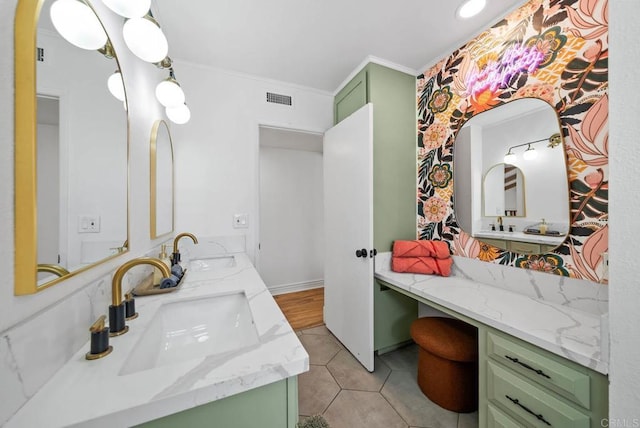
[[417, 0, 608, 282]]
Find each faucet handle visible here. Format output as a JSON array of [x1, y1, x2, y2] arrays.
[[124, 292, 138, 321], [86, 315, 113, 360]]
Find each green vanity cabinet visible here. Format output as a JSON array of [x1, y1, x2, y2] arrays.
[[334, 62, 419, 352], [480, 328, 608, 428], [136, 377, 298, 428]]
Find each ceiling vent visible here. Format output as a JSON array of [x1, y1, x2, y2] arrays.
[[36, 47, 45, 62], [266, 92, 292, 106]]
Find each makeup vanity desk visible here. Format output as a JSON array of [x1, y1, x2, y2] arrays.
[[374, 253, 608, 428]]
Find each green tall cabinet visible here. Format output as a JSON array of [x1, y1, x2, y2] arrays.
[[334, 62, 418, 352]]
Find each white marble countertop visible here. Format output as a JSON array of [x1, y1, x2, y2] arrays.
[[474, 230, 566, 246], [375, 253, 607, 375], [6, 253, 308, 428]]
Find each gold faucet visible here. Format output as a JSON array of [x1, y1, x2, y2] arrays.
[[171, 232, 198, 265], [37, 263, 70, 277], [497, 216, 504, 231], [109, 257, 171, 336]]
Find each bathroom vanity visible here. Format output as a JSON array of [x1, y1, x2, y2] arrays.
[[6, 252, 307, 428], [375, 253, 608, 428]]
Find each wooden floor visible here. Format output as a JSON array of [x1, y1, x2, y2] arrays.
[[273, 287, 324, 331]]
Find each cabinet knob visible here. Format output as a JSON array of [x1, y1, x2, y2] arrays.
[[355, 248, 367, 258]]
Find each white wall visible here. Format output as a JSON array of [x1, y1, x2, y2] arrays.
[[169, 60, 334, 263], [609, 0, 640, 422], [259, 146, 324, 291]]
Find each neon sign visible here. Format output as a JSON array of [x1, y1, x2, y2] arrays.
[[466, 44, 545, 96]]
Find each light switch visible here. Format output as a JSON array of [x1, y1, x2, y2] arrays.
[[233, 213, 248, 229], [78, 215, 100, 233]]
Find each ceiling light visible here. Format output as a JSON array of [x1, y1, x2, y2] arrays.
[[504, 149, 516, 164], [457, 0, 486, 18], [123, 15, 168, 63], [50, 0, 108, 50], [101, 0, 150, 18], [166, 103, 191, 124], [522, 144, 538, 160], [156, 71, 185, 107], [107, 70, 126, 101]]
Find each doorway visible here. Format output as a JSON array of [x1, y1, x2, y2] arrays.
[[258, 126, 324, 295]]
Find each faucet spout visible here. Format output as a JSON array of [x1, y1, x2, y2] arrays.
[[110, 257, 171, 336], [172, 232, 198, 264], [37, 263, 70, 278]]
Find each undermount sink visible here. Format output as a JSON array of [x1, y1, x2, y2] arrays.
[[119, 292, 259, 375], [189, 255, 237, 272]]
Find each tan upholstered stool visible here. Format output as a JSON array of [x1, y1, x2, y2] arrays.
[[410, 317, 478, 413]]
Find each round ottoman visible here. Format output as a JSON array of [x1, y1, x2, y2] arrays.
[[410, 317, 478, 413]]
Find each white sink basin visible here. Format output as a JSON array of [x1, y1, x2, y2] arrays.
[[189, 255, 237, 272], [120, 292, 259, 375]]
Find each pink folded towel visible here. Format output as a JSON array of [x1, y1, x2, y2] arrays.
[[392, 240, 450, 259], [391, 256, 453, 277]]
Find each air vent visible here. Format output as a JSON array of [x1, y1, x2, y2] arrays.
[[36, 47, 45, 62], [266, 92, 292, 106]]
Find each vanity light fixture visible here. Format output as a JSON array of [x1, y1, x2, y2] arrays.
[[101, 0, 151, 18], [122, 14, 169, 63], [156, 69, 185, 107], [166, 103, 191, 125], [107, 70, 125, 101], [503, 133, 561, 163], [457, 0, 486, 18], [50, 0, 108, 50]]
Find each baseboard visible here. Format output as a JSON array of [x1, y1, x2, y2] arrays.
[[269, 280, 324, 296]]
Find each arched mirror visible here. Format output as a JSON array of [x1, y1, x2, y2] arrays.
[[483, 163, 525, 218], [453, 98, 569, 254], [15, 0, 129, 294], [150, 120, 174, 239]]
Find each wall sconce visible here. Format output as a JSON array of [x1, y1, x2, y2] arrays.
[[156, 68, 185, 107], [101, 0, 150, 18], [503, 133, 561, 163], [122, 14, 168, 63], [166, 103, 191, 125], [50, 0, 107, 50]]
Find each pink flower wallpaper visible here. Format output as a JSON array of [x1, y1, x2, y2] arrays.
[[417, 0, 609, 282]]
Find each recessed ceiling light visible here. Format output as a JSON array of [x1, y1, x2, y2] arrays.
[[457, 0, 486, 18]]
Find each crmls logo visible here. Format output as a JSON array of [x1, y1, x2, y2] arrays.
[[466, 44, 545, 96]]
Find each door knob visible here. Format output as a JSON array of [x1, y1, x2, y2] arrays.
[[355, 248, 367, 258]]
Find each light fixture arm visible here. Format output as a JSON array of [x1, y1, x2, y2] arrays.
[[506, 133, 561, 152]]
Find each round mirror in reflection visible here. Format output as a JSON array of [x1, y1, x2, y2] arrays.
[[453, 98, 569, 254]]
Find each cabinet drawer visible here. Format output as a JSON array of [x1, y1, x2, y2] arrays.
[[487, 403, 524, 428], [481, 238, 507, 248], [487, 361, 589, 428], [487, 332, 590, 409], [508, 241, 541, 254]]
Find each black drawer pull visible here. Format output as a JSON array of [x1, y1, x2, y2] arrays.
[[505, 355, 551, 379], [505, 395, 552, 426]]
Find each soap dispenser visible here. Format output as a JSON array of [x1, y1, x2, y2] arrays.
[[153, 244, 172, 285], [539, 218, 548, 235]]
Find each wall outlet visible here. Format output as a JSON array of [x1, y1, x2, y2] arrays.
[[233, 213, 249, 229], [602, 252, 609, 282], [78, 215, 100, 233]]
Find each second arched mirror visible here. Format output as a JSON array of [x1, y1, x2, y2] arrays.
[[150, 120, 174, 239]]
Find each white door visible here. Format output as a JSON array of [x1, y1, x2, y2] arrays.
[[323, 103, 374, 372]]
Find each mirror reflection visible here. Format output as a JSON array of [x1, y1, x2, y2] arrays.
[[454, 98, 569, 254], [35, 0, 128, 286], [483, 163, 525, 218], [150, 120, 174, 238]]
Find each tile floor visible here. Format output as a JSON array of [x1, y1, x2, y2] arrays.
[[297, 325, 478, 428]]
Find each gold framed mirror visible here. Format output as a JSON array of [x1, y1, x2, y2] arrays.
[[150, 120, 174, 239], [453, 98, 570, 253], [15, 0, 129, 295]]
